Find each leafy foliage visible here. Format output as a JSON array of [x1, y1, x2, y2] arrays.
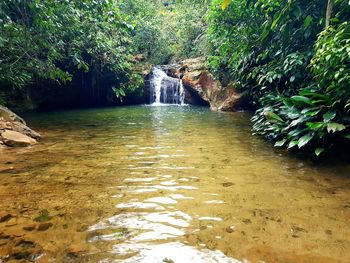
[[0, 0, 209, 107], [206, 0, 350, 155], [119, 0, 208, 64], [0, 0, 132, 87], [0, 0, 145, 108]]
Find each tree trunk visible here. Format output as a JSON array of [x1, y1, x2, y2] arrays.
[[326, 0, 334, 28]]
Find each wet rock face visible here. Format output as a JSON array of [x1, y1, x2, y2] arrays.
[[165, 57, 247, 111], [0, 106, 41, 148]]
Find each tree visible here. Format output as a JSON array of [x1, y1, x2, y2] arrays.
[[326, 0, 334, 27]]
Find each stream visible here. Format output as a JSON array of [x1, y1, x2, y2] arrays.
[[0, 106, 350, 262]]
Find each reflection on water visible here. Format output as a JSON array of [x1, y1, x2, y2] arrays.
[[0, 106, 350, 262]]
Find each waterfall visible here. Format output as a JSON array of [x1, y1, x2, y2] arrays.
[[150, 67, 185, 105]]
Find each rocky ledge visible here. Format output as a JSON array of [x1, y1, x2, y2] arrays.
[[0, 106, 41, 148], [166, 57, 247, 111]]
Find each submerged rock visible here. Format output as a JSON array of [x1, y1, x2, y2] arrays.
[[37, 222, 53, 231], [5, 217, 18, 227], [226, 226, 235, 233], [23, 224, 36, 231], [0, 212, 14, 223], [222, 182, 235, 187]]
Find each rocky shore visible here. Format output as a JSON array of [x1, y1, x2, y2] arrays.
[[0, 106, 41, 148]]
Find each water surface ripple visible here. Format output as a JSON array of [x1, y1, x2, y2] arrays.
[[0, 106, 350, 262]]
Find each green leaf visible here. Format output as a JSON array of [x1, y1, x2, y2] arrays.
[[306, 122, 324, 130], [271, 12, 283, 30], [291, 96, 313, 105], [327, 122, 346, 133], [299, 90, 329, 100], [323, 111, 336, 122], [288, 140, 298, 149], [344, 134, 350, 139], [304, 15, 313, 28], [298, 133, 314, 148], [288, 128, 307, 137], [315, 148, 325, 156], [304, 109, 322, 117], [119, 88, 126, 96], [289, 117, 304, 127], [265, 111, 284, 123], [260, 26, 270, 41], [275, 139, 287, 147]]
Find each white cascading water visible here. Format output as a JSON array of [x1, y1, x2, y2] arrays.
[[150, 67, 185, 105]]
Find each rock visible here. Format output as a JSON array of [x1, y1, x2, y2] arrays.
[[6, 227, 26, 237], [0, 120, 41, 141], [164, 57, 248, 111], [163, 258, 175, 263], [0, 167, 15, 173], [1, 130, 37, 147], [15, 239, 35, 249], [290, 225, 307, 237], [325, 229, 332, 235], [0, 106, 26, 124], [222, 182, 235, 187], [0, 238, 9, 246], [226, 226, 235, 233], [23, 224, 36, 231], [0, 106, 41, 148], [76, 224, 89, 232], [0, 212, 13, 223], [5, 218, 17, 227], [37, 223, 53, 231], [65, 244, 88, 259], [182, 70, 245, 111], [242, 219, 252, 224]]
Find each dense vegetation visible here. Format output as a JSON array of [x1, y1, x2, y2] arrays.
[[0, 0, 205, 108], [0, 0, 137, 108], [1, 0, 349, 155], [120, 0, 207, 64], [206, 0, 350, 155]]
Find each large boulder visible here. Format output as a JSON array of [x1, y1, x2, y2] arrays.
[[183, 71, 246, 111], [0, 106, 41, 148], [0, 119, 41, 140], [1, 130, 37, 147], [166, 57, 247, 111]]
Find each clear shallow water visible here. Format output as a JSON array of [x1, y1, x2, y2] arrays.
[[0, 106, 350, 262]]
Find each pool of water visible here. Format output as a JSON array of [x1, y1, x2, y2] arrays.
[[0, 105, 350, 262]]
